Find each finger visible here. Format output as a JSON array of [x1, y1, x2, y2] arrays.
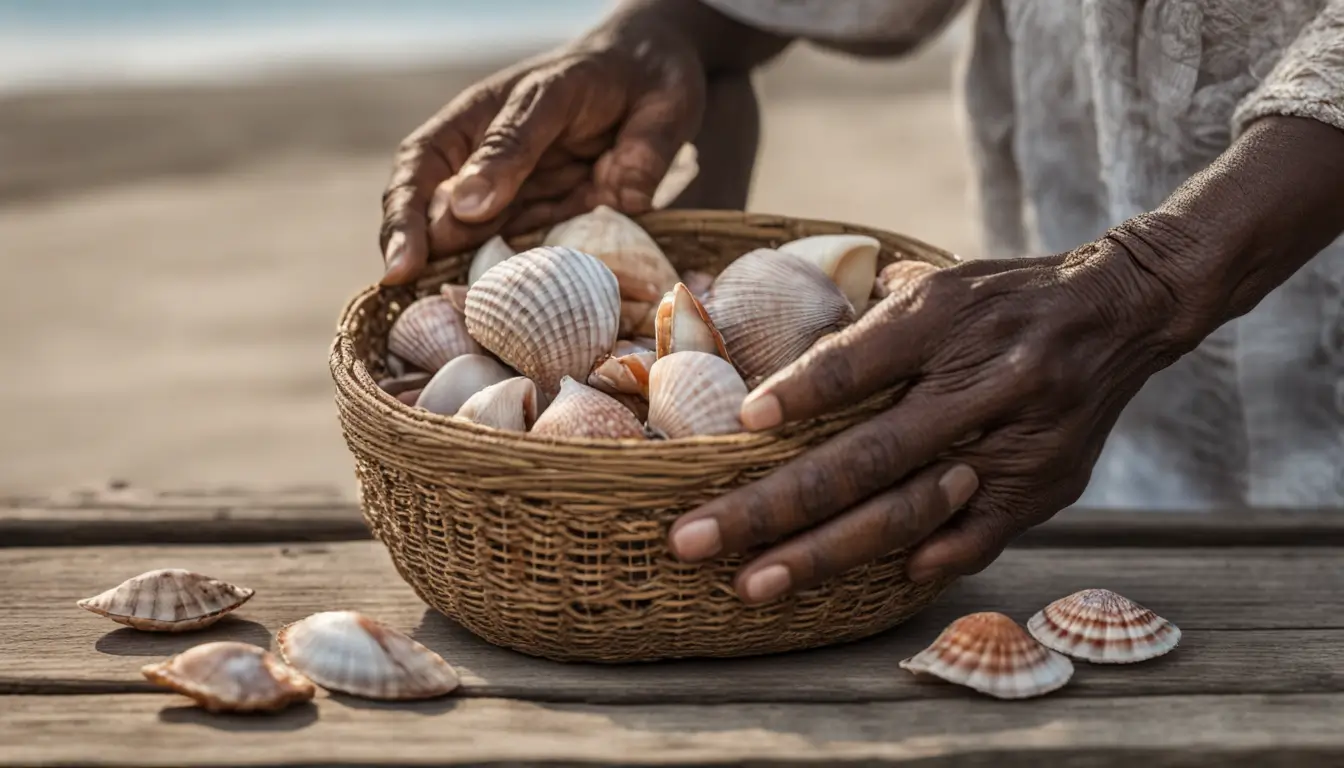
[[733, 462, 979, 604], [380, 141, 449, 286], [905, 502, 1020, 584], [427, 162, 592, 251], [592, 86, 703, 214]]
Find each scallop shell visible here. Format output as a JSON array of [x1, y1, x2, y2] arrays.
[[899, 612, 1074, 700], [588, 350, 656, 398], [530, 376, 646, 439], [646, 351, 748, 438], [453, 376, 540, 432], [543, 205, 679, 302], [679, 269, 715, 300], [1027, 588, 1181, 664], [778, 234, 881, 313], [141, 641, 315, 713], [413, 353, 516, 416], [439, 282, 469, 314], [464, 246, 620, 398], [704, 249, 855, 385], [467, 234, 515, 286], [655, 282, 731, 361], [277, 611, 460, 701], [77, 568, 254, 632], [388, 295, 483, 373]]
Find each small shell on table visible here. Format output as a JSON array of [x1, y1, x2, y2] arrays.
[[467, 234, 515, 286], [1027, 588, 1181, 664], [141, 641, 315, 713], [589, 349, 656, 399], [646, 351, 748, 439], [388, 295, 482, 373], [899, 612, 1074, 700], [454, 376, 540, 432], [778, 234, 881, 313], [530, 376, 646, 440], [414, 353, 517, 416], [77, 568, 254, 632], [465, 245, 620, 398], [277, 611, 460, 701], [655, 282, 730, 361], [704, 249, 855, 385], [543, 205, 679, 303]]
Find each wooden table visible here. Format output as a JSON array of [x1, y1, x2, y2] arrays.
[[3, 484, 1343, 767]]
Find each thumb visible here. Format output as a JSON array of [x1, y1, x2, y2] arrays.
[[592, 86, 702, 213]]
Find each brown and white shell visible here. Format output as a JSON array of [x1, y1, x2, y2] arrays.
[[530, 376, 646, 440], [141, 641, 315, 713], [467, 234, 515, 286], [77, 569, 254, 632], [464, 246, 620, 398], [413, 353, 517, 416], [899, 612, 1074, 700], [704, 249, 855, 385], [277, 611, 459, 701], [646, 351, 749, 439], [1027, 588, 1181, 664], [453, 376, 540, 432], [388, 295, 482, 373], [778, 234, 881, 313], [543, 206, 679, 303], [655, 282, 731, 362], [588, 349, 656, 399]]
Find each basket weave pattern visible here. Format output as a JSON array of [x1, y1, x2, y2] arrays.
[[331, 211, 959, 662]]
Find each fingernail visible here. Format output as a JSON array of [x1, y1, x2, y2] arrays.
[[670, 518, 721, 561], [452, 173, 494, 217], [382, 231, 407, 279], [740, 392, 782, 431], [742, 564, 792, 603], [939, 464, 979, 509]]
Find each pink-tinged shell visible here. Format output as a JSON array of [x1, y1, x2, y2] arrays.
[[1027, 589, 1181, 664], [679, 269, 715, 300], [530, 376, 646, 440], [277, 611, 459, 701], [778, 234, 881, 313], [388, 295, 482, 373], [439, 283, 469, 314], [646, 352, 748, 439], [464, 246, 620, 398], [414, 354, 517, 416], [141, 641, 314, 713], [77, 568, 254, 632], [454, 376, 540, 432], [899, 612, 1074, 700], [704, 249, 855, 385], [543, 205, 679, 302], [467, 235, 515, 286], [655, 283, 731, 362], [588, 350, 656, 399]]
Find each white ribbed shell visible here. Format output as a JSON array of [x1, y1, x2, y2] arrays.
[[141, 641, 315, 713], [778, 234, 881, 313], [77, 568, 254, 632], [277, 611, 459, 701], [646, 351, 748, 439], [1027, 588, 1182, 664], [454, 376, 540, 432], [388, 295, 482, 373], [543, 206, 679, 302], [530, 376, 645, 440], [414, 354, 516, 416], [899, 612, 1074, 700], [465, 246, 620, 398]]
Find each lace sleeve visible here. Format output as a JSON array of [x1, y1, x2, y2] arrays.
[[1233, 0, 1344, 135], [698, 0, 965, 46]]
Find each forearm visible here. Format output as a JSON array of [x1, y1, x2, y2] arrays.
[[596, 0, 793, 75]]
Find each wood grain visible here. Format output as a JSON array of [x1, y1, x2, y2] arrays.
[[2, 693, 1341, 767], [5, 542, 1340, 701]]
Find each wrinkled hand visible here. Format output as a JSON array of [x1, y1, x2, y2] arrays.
[[380, 27, 706, 284], [668, 231, 1188, 603]]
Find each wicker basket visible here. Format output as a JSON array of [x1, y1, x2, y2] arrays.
[[331, 210, 959, 663]]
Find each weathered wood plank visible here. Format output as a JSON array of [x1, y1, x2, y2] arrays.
[[2, 693, 1341, 767], [4, 542, 1340, 701]]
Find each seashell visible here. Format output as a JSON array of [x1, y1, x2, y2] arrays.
[[779, 234, 881, 313], [141, 641, 314, 713], [453, 376, 540, 432], [704, 249, 855, 385], [414, 353, 516, 416], [588, 350, 656, 399], [651, 142, 699, 210], [388, 295, 482, 373], [630, 336, 657, 351], [464, 246, 620, 398], [396, 389, 423, 406], [77, 568, 254, 632], [611, 390, 650, 423], [655, 282, 731, 361], [899, 612, 1074, 700], [277, 611, 459, 701], [619, 299, 655, 338], [1027, 588, 1181, 664], [467, 234, 515, 286], [646, 351, 748, 438], [386, 352, 411, 378], [378, 372, 432, 397], [439, 282, 469, 314], [543, 205, 679, 302], [530, 376, 645, 439], [614, 339, 653, 356], [679, 269, 715, 300]]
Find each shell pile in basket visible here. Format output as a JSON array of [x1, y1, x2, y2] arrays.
[[378, 205, 898, 439]]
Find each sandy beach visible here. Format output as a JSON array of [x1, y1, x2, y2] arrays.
[[0, 41, 973, 494]]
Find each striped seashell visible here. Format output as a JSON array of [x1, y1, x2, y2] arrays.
[[778, 234, 881, 313], [277, 611, 460, 701], [388, 295, 482, 373], [530, 376, 645, 440], [414, 354, 517, 416], [464, 246, 620, 398], [467, 234, 516, 286], [588, 349, 656, 399], [78, 568, 254, 632], [1027, 588, 1181, 664], [141, 641, 315, 713], [543, 206, 679, 303], [646, 351, 748, 439], [704, 249, 855, 386], [899, 612, 1074, 700], [453, 376, 540, 432], [655, 282, 730, 361]]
